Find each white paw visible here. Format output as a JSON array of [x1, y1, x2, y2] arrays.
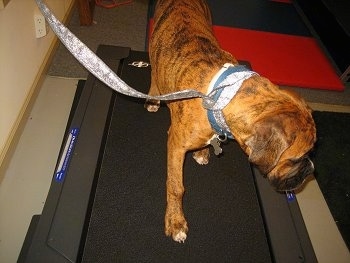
[[173, 231, 187, 243], [146, 104, 159, 112], [145, 99, 160, 112], [193, 155, 209, 165]]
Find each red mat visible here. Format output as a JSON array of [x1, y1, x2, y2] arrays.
[[148, 20, 344, 91]]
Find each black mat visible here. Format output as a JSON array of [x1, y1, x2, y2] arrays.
[[312, 111, 350, 250], [148, 0, 310, 36], [81, 51, 271, 262]]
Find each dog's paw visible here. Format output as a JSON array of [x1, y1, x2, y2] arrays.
[[173, 231, 187, 243], [193, 155, 209, 165], [144, 99, 160, 112], [165, 213, 188, 243], [192, 148, 210, 165]]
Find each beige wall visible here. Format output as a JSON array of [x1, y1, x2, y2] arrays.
[[0, 0, 74, 176]]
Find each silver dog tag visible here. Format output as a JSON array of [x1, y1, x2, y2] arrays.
[[210, 136, 222, 155]]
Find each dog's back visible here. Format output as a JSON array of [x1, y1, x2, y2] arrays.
[[150, 0, 236, 94]]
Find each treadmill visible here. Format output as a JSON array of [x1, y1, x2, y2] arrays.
[[18, 45, 317, 263]]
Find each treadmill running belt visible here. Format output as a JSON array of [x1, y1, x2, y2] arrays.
[[81, 50, 271, 262]]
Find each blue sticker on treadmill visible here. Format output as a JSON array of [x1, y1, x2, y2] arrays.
[[55, 128, 79, 182], [286, 191, 296, 203]]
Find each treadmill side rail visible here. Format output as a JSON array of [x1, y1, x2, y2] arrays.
[[19, 46, 130, 263]]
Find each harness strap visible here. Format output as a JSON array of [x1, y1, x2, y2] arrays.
[[206, 64, 258, 139]]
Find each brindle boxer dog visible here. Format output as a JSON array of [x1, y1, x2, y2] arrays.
[[145, 0, 316, 243]]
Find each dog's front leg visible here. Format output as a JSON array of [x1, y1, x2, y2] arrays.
[[165, 127, 188, 243]]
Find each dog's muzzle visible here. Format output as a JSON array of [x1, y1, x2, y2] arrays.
[[269, 157, 314, 191]]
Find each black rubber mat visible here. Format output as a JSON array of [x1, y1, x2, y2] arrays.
[[81, 50, 271, 262], [207, 0, 310, 36], [148, 0, 311, 36], [312, 111, 350, 250]]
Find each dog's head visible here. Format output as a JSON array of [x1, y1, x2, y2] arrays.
[[244, 111, 316, 192]]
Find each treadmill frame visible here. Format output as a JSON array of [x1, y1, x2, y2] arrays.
[[18, 45, 317, 263]]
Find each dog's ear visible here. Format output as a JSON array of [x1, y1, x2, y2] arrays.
[[245, 119, 289, 174]]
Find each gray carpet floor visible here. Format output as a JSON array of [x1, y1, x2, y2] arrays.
[[48, 0, 149, 79], [48, 0, 350, 106]]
